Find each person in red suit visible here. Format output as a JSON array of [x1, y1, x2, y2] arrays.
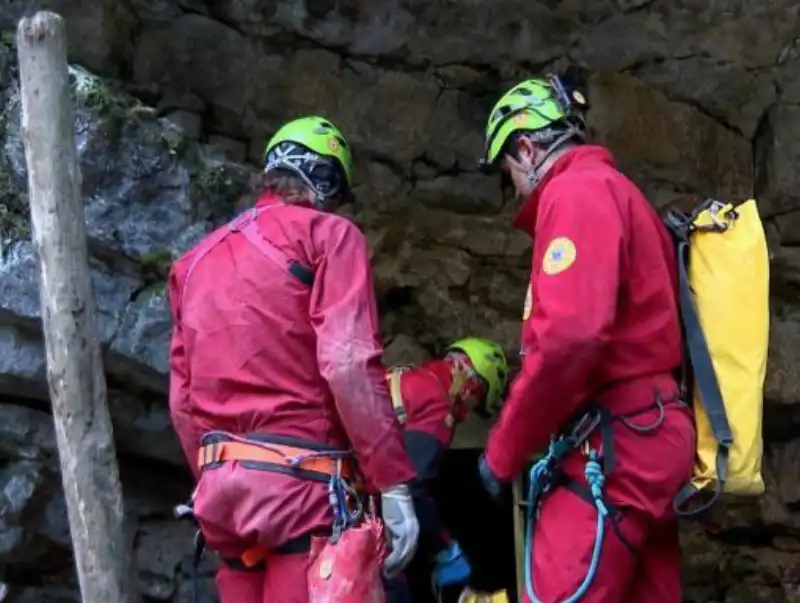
[[384, 337, 509, 602], [476, 75, 695, 603], [168, 116, 420, 603]]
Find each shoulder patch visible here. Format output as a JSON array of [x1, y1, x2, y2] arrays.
[[522, 283, 532, 321], [542, 237, 576, 275]]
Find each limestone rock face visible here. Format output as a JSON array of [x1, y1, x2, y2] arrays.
[[0, 1, 798, 600]]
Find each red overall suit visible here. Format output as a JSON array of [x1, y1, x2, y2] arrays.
[[384, 361, 460, 603], [392, 362, 460, 545], [484, 146, 695, 603], [168, 193, 415, 603]]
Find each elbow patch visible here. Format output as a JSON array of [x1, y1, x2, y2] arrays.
[[404, 430, 444, 482]]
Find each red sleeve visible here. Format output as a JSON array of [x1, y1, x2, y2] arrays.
[[167, 264, 201, 479], [310, 216, 415, 490], [402, 369, 455, 447], [485, 182, 624, 480]]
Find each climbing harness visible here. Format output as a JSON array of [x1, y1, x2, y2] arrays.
[[196, 431, 358, 482], [175, 432, 364, 603], [521, 393, 680, 602], [520, 407, 615, 603], [524, 445, 607, 603]]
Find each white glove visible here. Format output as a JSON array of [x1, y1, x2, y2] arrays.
[[380, 484, 420, 578]]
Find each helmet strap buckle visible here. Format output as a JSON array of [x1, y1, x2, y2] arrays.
[[526, 124, 585, 189]]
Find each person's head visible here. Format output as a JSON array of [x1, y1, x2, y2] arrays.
[[444, 338, 509, 419], [260, 116, 354, 211], [477, 74, 589, 199]]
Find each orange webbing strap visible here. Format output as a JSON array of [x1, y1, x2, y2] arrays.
[[197, 439, 355, 480], [238, 545, 268, 569]]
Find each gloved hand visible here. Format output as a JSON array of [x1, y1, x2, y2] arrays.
[[381, 484, 420, 579], [433, 539, 471, 587], [478, 453, 506, 503]]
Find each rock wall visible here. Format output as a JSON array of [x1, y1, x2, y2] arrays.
[[0, 1, 798, 601]]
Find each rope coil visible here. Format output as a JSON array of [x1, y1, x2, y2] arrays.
[[523, 440, 609, 603]]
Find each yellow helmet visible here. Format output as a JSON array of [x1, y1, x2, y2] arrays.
[[446, 338, 509, 416], [264, 115, 354, 208], [477, 74, 588, 174]]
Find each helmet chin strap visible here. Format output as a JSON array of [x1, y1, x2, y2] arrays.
[[506, 125, 585, 192]]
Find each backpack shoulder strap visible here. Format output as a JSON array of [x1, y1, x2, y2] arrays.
[[387, 368, 408, 425]]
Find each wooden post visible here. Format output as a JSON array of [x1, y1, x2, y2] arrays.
[[512, 476, 525, 602], [16, 12, 140, 603]]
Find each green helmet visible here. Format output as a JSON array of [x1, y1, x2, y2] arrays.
[[478, 74, 587, 174], [264, 116, 354, 208], [446, 337, 509, 416]]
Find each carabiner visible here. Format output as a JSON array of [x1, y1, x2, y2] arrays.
[[621, 398, 665, 433], [570, 410, 602, 448], [707, 200, 730, 231]]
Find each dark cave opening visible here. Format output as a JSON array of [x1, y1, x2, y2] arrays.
[[405, 448, 518, 603]]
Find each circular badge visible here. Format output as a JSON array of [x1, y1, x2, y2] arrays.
[[327, 138, 340, 152], [541, 237, 577, 276]]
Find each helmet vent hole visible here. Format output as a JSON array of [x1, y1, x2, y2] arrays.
[[491, 106, 511, 122]]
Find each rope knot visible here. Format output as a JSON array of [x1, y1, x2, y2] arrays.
[[584, 458, 609, 517]]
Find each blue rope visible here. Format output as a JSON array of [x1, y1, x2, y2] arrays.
[[524, 446, 609, 603]]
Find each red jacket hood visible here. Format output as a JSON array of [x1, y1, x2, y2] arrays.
[[513, 145, 618, 235]]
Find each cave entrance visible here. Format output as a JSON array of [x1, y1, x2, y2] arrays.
[[404, 448, 519, 603]]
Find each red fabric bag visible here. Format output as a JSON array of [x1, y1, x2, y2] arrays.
[[308, 515, 389, 603]]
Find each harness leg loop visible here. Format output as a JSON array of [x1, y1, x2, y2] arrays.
[[523, 412, 611, 603]]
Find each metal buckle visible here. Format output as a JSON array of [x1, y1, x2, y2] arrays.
[[707, 200, 729, 231], [569, 409, 602, 447]]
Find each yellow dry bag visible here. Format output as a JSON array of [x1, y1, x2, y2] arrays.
[[664, 198, 769, 517], [457, 587, 510, 603]]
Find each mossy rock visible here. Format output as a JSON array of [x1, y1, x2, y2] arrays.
[[0, 146, 28, 243], [71, 66, 139, 119], [0, 203, 28, 243], [138, 251, 173, 284], [190, 157, 253, 222]]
